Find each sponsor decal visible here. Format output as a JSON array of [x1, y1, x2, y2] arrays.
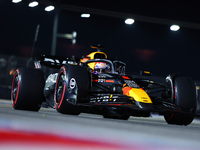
[[90, 95, 117, 102], [98, 75, 106, 78], [46, 73, 58, 83], [98, 79, 105, 82], [69, 78, 76, 89], [124, 80, 139, 88], [44, 58, 77, 65]]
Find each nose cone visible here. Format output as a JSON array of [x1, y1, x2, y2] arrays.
[[123, 87, 153, 104]]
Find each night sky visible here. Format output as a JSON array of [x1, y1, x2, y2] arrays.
[[1, 0, 200, 80]]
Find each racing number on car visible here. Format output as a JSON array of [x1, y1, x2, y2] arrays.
[[98, 79, 105, 82]]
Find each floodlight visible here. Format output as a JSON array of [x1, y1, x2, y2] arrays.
[[170, 25, 180, 31], [125, 18, 135, 25], [81, 14, 90, 18], [45, 5, 55, 11], [28, 1, 39, 7], [12, 0, 22, 3]]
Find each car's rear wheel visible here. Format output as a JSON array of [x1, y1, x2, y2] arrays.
[[164, 76, 197, 125], [54, 64, 90, 115], [11, 67, 45, 111]]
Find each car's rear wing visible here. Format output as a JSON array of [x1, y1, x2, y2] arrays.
[[34, 54, 79, 69]]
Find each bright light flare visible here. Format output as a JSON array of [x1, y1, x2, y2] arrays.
[[28, 1, 39, 7], [72, 39, 76, 44], [81, 14, 90, 18], [12, 0, 22, 3], [170, 25, 180, 31], [72, 31, 77, 38], [125, 18, 135, 25], [45, 5, 55, 11]]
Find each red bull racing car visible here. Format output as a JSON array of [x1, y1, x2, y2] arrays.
[[11, 45, 198, 125]]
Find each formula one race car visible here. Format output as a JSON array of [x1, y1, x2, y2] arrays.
[[11, 45, 198, 125]]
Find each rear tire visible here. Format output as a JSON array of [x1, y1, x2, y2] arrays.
[[54, 64, 90, 115], [164, 76, 197, 125], [11, 68, 45, 111]]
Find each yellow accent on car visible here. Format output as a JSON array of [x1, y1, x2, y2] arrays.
[[144, 71, 150, 74], [86, 51, 107, 59], [81, 57, 90, 63], [109, 94, 113, 101], [80, 52, 107, 70], [123, 87, 152, 103]]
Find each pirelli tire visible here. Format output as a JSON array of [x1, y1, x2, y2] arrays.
[[164, 76, 197, 125], [11, 67, 45, 111], [54, 64, 90, 115]]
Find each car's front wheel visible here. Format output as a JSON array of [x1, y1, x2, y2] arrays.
[[54, 64, 90, 115], [164, 75, 197, 125]]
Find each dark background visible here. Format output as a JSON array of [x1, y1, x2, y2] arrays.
[[1, 0, 200, 80]]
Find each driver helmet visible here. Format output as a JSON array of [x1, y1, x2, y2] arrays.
[[93, 62, 110, 74]]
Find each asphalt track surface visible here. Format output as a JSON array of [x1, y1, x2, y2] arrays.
[[1, 99, 200, 150]]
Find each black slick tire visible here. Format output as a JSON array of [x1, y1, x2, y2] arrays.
[[164, 76, 197, 125], [11, 67, 45, 111], [54, 64, 90, 115]]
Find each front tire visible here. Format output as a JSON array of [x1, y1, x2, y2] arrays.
[[164, 76, 197, 125], [54, 64, 90, 115], [164, 113, 194, 125]]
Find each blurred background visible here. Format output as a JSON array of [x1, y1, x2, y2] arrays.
[[1, 0, 200, 100]]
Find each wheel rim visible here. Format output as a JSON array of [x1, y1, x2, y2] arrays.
[[165, 76, 175, 103], [11, 73, 20, 105], [55, 71, 66, 105]]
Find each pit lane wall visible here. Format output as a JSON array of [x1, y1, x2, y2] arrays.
[[1, 54, 200, 114]]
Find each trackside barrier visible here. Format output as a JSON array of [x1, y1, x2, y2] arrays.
[[0, 55, 29, 99]]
